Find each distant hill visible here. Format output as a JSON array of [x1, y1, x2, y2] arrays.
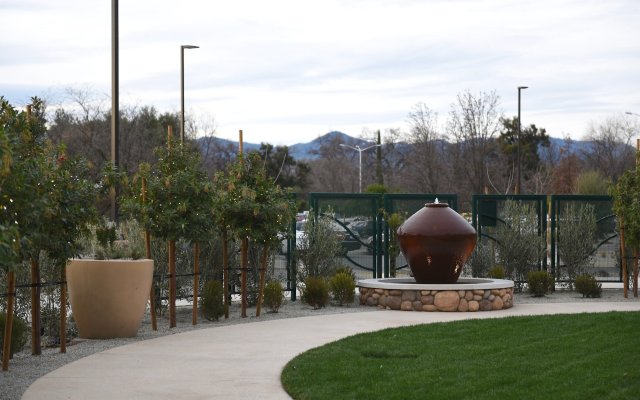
[[197, 131, 605, 162]]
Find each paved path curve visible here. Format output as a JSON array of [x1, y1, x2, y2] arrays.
[[22, 302, 640, 399]]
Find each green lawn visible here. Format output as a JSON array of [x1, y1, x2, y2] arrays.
[[281, 312, 640, 400]]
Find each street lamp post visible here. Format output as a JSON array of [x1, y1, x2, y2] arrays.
[[517, 86, 528, 194], [180, 44, 199, 143], [339, 143, 382, 193]]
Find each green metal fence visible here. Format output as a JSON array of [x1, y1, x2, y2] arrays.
[[471, 194, 549, 271], [550, 195, 619, 282]]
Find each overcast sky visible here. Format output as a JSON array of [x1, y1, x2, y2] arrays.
[[2, 0, 639, 145]]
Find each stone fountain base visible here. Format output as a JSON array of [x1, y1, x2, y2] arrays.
[[358, 278, 514, 312]]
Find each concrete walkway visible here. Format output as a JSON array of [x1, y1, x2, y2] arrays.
[[22, 302, 640, 400]]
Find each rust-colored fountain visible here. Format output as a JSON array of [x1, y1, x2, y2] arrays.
[[397, 199, 477, 284]]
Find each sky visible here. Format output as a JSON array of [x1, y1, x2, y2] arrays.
[[2, 0, 639, 146]]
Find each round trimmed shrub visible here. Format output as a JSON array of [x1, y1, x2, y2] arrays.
[[575, 274, 602, 298], [488, 265, 505, 279], [302, 276, 329, 309], [263, 280, 284, 313], [201, 280, 224, 321], [329, 272, 355, 305], [527, 270, 554, 297], [0, 313, 28, 357]]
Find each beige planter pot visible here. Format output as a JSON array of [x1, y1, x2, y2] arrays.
[[66, 259, 154, 339]]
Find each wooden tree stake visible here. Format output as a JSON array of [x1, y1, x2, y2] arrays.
[[634, 249, 639, 298], [30, 259, 41, 355], [60, 266, 67, 354], [256, 246, 269, 317], [241, 237, 248, 318], [169, 240, 177, 328], [192, 242, 200, 325], [2, 272, 16, 371], [223, 231, 229, 319], [141, 176, 157, 331], [620, 218, 628, 298]]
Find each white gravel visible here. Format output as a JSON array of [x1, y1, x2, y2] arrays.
[[2, 288, 639, 400]]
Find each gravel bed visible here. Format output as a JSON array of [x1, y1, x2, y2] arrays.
[[2, 289, 639, 400]]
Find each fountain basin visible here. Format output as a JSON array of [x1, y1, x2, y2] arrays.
[[358, 278, 514, 312]]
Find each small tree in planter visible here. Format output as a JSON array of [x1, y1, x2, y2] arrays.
[[1, 98, 97, 367], [124, 132, 213, 327], [215, 152, 295, 317], [611, 158, 640, 298]]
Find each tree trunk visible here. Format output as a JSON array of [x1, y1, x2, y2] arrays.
[[241, 237, 248, 318], [30, 258, 41, 355], [256, 246, 269, 317], [223, 231, 229, 319], [2, 271, 16, 371], [192, 242, 200, 325], [60, 266, 67, 354], [169, 240, 177, 328]]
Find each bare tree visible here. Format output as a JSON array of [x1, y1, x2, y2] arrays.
[[447, 90, 503, 197], [402, 103, 450, 193], [582, 113, 638, 181]]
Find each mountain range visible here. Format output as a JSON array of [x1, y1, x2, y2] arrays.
[[199, 131, 598, 161]]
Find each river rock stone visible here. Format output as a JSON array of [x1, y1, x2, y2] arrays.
[[434, 291, 460, 311]]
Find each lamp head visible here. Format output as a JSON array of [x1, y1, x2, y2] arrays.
[[518, 86, 528, 90], [182, 45, 199, 49]]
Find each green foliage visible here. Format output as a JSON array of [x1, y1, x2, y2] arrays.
[[611, 167, 640, 249], [384, 211, 406, 277], [201, 280, 224, 321], [0, 313, 28, 357], [557, 203, 597, 288], [575, 170, 610, 195], [495, 200, 546, 287], [575, 275, 602, 298], [527, 270, 554, 297], [212, 152, 295, 247], [329, 272, 356, 305], [296, 214, 342, 285], [467, 241, 494, 278], [302, 276, 329, 309], [123, 138, 214, 242], [364, 183, 388, 194], [498, 117, 550, 179], [263, 280, 285, 313], [0, 97, 97, 273], [252, 143, 310, 190], [488, 265, 505, 279]]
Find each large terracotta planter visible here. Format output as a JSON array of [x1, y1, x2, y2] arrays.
[[66, 259, 154, 339], [397, 202, 476, 284]]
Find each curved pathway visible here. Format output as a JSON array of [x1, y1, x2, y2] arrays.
[[22, 302, 640, 399]]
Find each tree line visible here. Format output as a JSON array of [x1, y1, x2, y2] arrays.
[[35, 88, 640, 210]]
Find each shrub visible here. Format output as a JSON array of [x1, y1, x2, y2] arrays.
[[333, 266, 356, 282], [296, 214, 342, 286], [488, 265, 505, 279], [201, 280, 224, 321], [329, 272, 356, 306], [302, 276, 329, 309], [467, 241, 493, 277], [495, 200, 546, 288], [557, 204, 597, 289], [0, 313, 28, 357], [263, 280, 285, 313], [575, 275, 602, 298], [527, 270, 554, 297]]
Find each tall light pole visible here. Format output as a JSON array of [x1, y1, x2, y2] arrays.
[[517, 86, 528, 194], [339, 143, 382, 193], [111, 0, 119, 221], [180, 44, 199, 143]]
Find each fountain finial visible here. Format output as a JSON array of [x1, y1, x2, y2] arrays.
[[435, 197, 439, 204]]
